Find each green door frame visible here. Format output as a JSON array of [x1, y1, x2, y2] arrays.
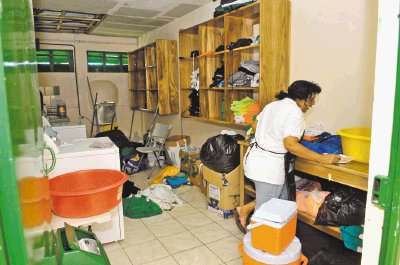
[[0, 40, 29, 265], [378, 21, 400, 265]]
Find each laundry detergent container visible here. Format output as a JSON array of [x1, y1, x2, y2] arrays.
[[50, 169, 128, 218], [248, 198, 297, 255], [239, 232, 308, 265]]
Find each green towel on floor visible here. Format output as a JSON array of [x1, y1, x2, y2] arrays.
[[123, 196, 162, 219]]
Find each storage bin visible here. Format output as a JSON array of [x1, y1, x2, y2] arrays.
[[239, 233, 308, 265], [337, 127, 371, 164], [50, 169, 127, 218], [248, 198, 297, 255]]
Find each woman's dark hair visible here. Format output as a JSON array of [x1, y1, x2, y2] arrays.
[[275, 80, 321, 100]]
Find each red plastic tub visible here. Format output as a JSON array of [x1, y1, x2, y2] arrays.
[[49, 169, 128, 218]]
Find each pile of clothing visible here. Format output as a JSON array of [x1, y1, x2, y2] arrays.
[[209, 65, 225, 88], [230, 96, 260, 124], [226, 35, 259, 50], [228, 60, 259, 87], [213, 0, 256, 17], [188, 68, 200, 116]]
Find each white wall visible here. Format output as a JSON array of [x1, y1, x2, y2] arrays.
[[290, 0, 378, 132], [36, 32, 143, 138], [137, 0, 378, 147]]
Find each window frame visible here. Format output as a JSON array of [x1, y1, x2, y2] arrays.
[[87, 51, 128, 73], [36, 49, 75, 72]]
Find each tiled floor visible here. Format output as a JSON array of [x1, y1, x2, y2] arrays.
[[104, 170, 244, 265]]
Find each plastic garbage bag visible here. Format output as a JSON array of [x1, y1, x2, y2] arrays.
[[296, 189, 330, 218], [314, 188, 366, 226], [200, 134, 244, 173]]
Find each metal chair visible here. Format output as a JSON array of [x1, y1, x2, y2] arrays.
[[136, 123, 172, 179]]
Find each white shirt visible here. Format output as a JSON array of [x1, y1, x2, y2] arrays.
[[244, 98, 305, 185]]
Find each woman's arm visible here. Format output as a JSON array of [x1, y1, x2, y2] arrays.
[[283, 136, 340, 164]]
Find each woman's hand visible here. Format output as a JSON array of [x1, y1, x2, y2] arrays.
[[319, 154, 341, 164]]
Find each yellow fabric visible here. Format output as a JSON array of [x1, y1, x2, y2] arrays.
[[150, 166, 180, 185]]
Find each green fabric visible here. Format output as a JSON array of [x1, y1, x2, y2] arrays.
[[230, 97, 255, 115], [123, 196, 162, 219]]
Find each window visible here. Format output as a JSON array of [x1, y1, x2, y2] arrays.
[[36, 49, 74, 72], [87, 51, 128, 73]]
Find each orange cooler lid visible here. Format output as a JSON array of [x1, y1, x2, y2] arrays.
[[251, 198, 297, 223], [243, 232, 301, 264]]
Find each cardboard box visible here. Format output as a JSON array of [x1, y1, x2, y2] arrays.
[[207, 203, 234, 219], [203, 166, 240, 210]]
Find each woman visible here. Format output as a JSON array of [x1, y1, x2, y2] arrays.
[[235, 80, 341, 232]]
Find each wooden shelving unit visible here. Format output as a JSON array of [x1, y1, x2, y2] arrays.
[[128, 39, 179, 115], [237, 140, 369, 241], [178, 0, 290, 127]]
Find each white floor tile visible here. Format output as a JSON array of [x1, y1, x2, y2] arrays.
[[189, 223, 231, 244], [188, 200, 208, 210], [178, 186, 207, 202], [106, 248, 137, 265], [124, 217, 146, 231], [173, 246, 223, 265], [141, 211, 172, 225], [120, 226, 155, 248], [217, 218, 242, 235], [124, 239, 169, 264], [234, 233, 245, 241], [199, 208, 226, 222], [146, 218, 186, 238], [206, 236, 241, 262], [168, 203, 199, 218], [104, 241, 122, 253], [158, 230, 203, 254], [176, 212, 214, 230], [225, 257, 243, 265], [142, 256, 178, 265]]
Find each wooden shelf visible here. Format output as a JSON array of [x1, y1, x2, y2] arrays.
[[182, 115, 250, 129], [128, 40, 178, 114], [237, 139, 367, 242], [179, 57, 199, 61], [295, 158, 369, 191], [226, 86, 259, 91], [244, 183, 256, 198], [229, 44, 260, 53], [297, 212, 342, 240], [179, 0, 289, 124]]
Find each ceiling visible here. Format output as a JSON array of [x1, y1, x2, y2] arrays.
[[32, 0, 212, 38]]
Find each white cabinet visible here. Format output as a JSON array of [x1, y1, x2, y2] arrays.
[[45, 137, 124, 244]]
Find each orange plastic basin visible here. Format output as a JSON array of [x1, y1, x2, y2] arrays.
[[50, 169, 128, 218]]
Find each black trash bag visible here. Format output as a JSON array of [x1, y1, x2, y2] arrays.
[[297, 221, 361, 265], [200, 134, 244, 173], [314, 187, 366, 226]]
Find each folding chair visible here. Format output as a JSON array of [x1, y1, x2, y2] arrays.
[[136, 123, 172, 179]]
